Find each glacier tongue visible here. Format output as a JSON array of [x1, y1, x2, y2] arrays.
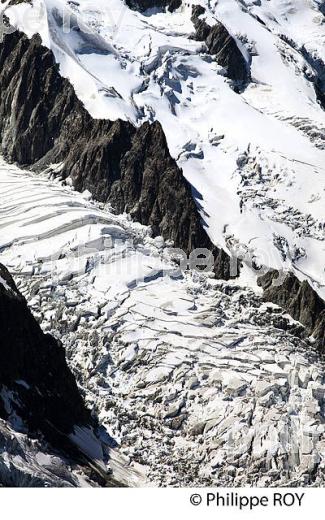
[[5, 0, 325, 299], [1, 158, 325, 486]]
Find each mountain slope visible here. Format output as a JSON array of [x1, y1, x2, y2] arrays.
[[0, 263, 90, 442], [0, 29, 233, 279], [0, 262, 98, 486], [0, 259, 146, 486], [0, 0, 324, 487], [3, 0, 323, 300], [0, 1, 324, 343], [1, 160, 325, 486]]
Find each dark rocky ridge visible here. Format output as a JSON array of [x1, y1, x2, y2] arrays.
[[125, 0, 182, 12], [279, 32, 325, 112], [0, 264, 92, 448], [258, 271, 325, 348], [0, 30, 324, 344], [300, 45, 325, 111], [191, 4, 250, 85], [0, 30, 233, 278]]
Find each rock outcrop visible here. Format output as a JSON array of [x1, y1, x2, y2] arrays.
[[0, 30, 233, 278], [191, 4, 250, 85], [258, 271, 325, 348], [2, 161, 325, 487], [0, 263, 91, 448], [125, 0, 182, 12], [0, 30, 323, 344]]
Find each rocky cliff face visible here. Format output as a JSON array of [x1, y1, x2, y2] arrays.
[[0, 30, 233, 278], [0, 29, 323, 344], [125, 0, 182, 12], [258, 271, 325, 348], [191, 5, 250, 85], [2, 160, 325, 487], [0, 263, 91, 449]]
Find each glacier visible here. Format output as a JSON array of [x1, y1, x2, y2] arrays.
[[0, 0, 324, 487], [0, 159, 325, 486], [4, 0, 325, 299]]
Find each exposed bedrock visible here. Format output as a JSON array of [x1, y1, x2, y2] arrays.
[[300, 45, 325, 111], [125, 0, 182, 12], [191, 5, 250, 85], [0, 264, 92, 449], [258, 271, 325, 348], [278, 32, 325, 112], [0, 31, 324, 339], [319, 1, 325, 16], [0, 30, 233, 278]]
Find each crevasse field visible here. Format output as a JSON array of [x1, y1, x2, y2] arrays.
[[0, 0, 324, 487], [6, 0, 325, 297]]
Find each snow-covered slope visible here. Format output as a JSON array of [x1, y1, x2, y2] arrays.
[[5, 0, 325, 299], [0, 417, 97, 487], [1, 159, 325, 486], [0, 0, 324, 487]]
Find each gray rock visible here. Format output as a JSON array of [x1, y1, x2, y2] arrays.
[[0, 31, 234, 281], [191, 5, 250, 84], [258, 271, 325, 348]]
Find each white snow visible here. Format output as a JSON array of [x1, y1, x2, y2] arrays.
[[0, 416, 99, 487], [4, 0, 324, 298], [1, 0, 325, 486], [1, 158, 325, 485]]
